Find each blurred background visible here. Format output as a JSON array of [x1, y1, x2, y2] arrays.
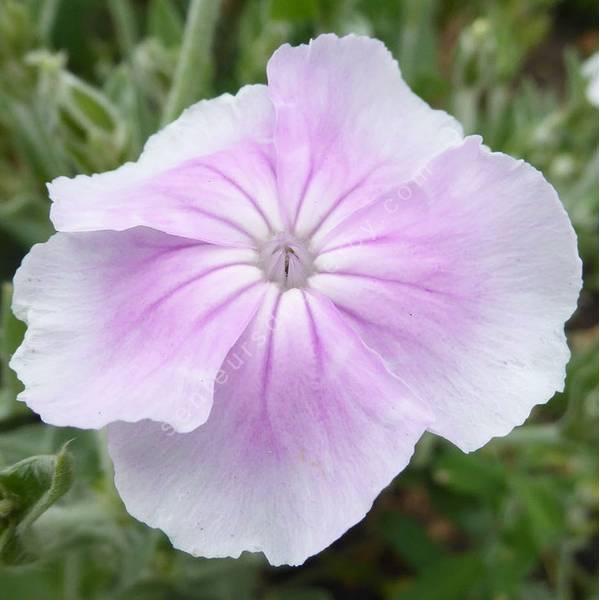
[[0, 0, 597, 598]]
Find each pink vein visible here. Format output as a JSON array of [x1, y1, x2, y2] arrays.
[[198, 162, 274, 233], [304, 166, 380, 240], [258, 292, 283, 453], [317, 234, 398, 256], [133, 279, 265, 381], [133, 261, 256, 326], [291, 160, 315, 231], [314, 270, 452, 297], [154, 186, 257, 243]]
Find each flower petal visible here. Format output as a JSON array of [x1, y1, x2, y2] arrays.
[[108, 287, 430, 566], [49, 85, 281, 246], [311, 137, 582, 452], [266, 33, 462, 240], [11, 227, 267, 432]]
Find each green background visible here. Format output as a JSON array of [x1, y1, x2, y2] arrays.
[[0, 1, 597, 598]]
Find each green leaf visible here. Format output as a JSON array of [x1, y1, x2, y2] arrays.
[[386, 553, 485, 600], [66, 76, 119, 133], [270, 0, 319, 22], [0, 95, 70, 181], [378, 511, 444, 569], [265, 588, 333, 600], [0, 442, 74, 564], [511, 476, 566, 551], [147, 0, 183, 47], [433, 447, 506, 500], [57, 72, 128, 172], [0, 282, 26, 418]]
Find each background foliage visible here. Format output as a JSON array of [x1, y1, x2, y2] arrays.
[[0, 0, 597, 598]]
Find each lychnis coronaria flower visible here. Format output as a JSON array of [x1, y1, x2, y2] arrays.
[[11, 35, 581, 565]]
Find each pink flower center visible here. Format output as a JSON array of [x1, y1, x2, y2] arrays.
[[259, 233, 313, 289]]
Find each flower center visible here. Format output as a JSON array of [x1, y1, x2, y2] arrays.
[[259, 233, 313, 289]]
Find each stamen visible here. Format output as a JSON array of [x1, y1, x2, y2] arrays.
[[260, 235, 313, 289]]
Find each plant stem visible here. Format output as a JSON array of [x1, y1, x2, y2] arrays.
[[161, 0, 221, 126], [107, 0, 154, 154], [107, 0, 138, 57], [39, 0, 61, 45]]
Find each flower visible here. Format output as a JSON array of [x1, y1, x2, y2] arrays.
[[10, 34, 581, 566]]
